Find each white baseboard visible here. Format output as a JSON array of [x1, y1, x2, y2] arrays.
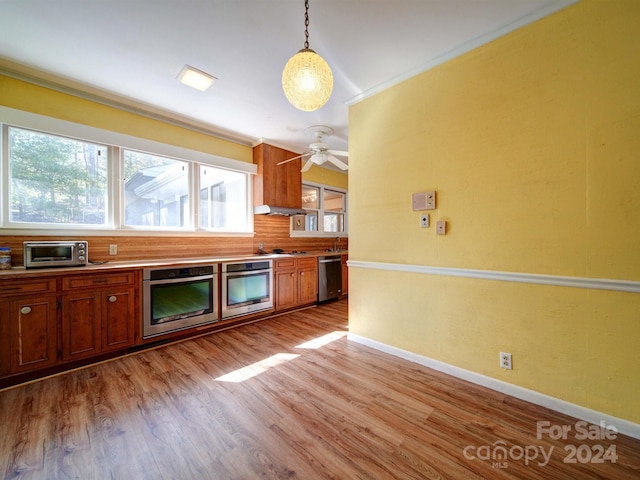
[[347, 333, 640, 441]]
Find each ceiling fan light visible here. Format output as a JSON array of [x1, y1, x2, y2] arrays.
[[310, 152, 326, 164], [282, 48, 333, 112]]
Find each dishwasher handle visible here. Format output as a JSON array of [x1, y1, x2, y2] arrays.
[[319, 257, 342, 264]]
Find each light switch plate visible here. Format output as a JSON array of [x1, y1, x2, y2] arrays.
[[436, 220, 446, 235], [425, 191, 436, 210]]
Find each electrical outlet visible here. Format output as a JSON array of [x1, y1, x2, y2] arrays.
[[500, 352, 513, 370], [420, 214, 429, 228], [109, 244, 118, 256], [259, 242, 264, 250], [436, 220, 446, 235]]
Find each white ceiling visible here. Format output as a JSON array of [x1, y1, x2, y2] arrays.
[[0, 0, 576, 163]]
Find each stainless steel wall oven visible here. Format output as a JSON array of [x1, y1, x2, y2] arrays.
[[143, 264, 218, 338], [221, 260, 273, 319]]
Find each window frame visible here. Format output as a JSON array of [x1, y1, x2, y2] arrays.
[[292, 181, 348, 238], [5, 125, 112, 229], [0, 107, 256, 236]]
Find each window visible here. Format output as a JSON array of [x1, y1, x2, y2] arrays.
[[295, 182, 347, 236], [199, 165, 248, 231], [123, 150, 190, 228], [323, 188, 346, 233], [8, 127, 108, 226], [301, 185, 320, 231], [1, 114, 254, 234]]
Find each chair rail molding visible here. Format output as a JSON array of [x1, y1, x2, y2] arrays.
[[347, 260, 640, 294]]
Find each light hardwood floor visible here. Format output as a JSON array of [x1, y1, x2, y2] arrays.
[[1, 298, 638, 479]]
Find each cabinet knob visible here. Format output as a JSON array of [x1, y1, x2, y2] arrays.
[[20, 306, 32, 315], [300, 272, 304, 276], [108, 295, 117, 303]]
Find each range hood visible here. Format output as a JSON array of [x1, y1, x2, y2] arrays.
[[253, 143, 306, 216], [254, 205, 307, 216]]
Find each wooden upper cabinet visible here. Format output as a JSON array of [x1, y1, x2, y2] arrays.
[[253, 143, 302, 209]]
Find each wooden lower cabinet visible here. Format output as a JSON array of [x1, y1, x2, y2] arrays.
[[102, 289, 136, 351], [62, 271, 137, 361], [274, 257, 318, 311], [341, 254, 348, 296], [9, 296, 59, 374], [0, 270, 138, 382], [61, 288, 135, 360], [62, 291, 101, 360], [274, 266, 297, 311], [0, 277, 58, 375]]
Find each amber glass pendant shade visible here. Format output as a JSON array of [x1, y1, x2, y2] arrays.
[[282, 49, 333, 111]]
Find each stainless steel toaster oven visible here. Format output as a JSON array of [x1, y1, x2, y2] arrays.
[[23, 241, 88, 269]]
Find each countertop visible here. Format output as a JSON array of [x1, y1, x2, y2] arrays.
[[0, 251, 348, 280]]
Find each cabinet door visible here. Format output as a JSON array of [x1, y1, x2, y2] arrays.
[[10, 296, 58, 373], [275, 269, 297, 311], [253, 143, 302, 209], [62, 291, 101, 361], [298, 265, 318, 305], [341, 256, 348, 295], [0, 300, 10, 376], [102, 289, 135, 352]]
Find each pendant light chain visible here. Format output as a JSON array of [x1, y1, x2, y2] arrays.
[[304, 0, 310, 49]]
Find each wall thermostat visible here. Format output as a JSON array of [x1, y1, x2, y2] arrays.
[[412, 191, 436, 211]]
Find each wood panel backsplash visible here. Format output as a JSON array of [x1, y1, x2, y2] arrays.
[[253, 216, 347, 254], [0, 216, 347, 266]]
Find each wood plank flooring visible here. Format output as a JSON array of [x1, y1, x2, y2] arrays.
[[1, 298, 639, 479]]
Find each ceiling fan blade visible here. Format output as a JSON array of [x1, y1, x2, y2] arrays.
[[301, 158, 315, 172], [276, 153, 310, 166], [327, 149, 348, 157], [327, 155, 348, 170]]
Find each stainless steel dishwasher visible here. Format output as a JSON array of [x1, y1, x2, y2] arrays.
[[318, 255, 342, 302]]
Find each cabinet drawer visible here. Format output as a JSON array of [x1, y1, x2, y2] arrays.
[[0, 278, 56, 298], [297, 257, 317, 269], [63, 271, 135, 290], [275, 259, 296, 270]]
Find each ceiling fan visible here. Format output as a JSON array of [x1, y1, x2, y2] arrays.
[[277, 125, 348, 172]]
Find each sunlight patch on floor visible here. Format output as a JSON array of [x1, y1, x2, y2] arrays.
[[295, 331, 347, 349], [215, 353, 300, 382]]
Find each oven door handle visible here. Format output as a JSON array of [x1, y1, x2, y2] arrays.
[[222, 269, 273, 277], [145, 274, 215, 286]]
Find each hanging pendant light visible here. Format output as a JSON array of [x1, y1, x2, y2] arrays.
[[282, 0, 333, 112]]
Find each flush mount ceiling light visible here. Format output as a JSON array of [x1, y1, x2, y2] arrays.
[[178, 65, 217, 91], [282, 0, 333, 112]]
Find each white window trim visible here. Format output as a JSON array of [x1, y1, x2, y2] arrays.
[[0, 106, 256, 237], [291, 180, 348, 238]]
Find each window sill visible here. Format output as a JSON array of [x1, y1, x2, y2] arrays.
[[290, 231, 348, 239]]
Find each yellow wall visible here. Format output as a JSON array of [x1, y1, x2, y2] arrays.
[[0, 75, 252, 162], [0, 74, 349, 191], [349, 0, 640, 423], [303, 167, 348, 190]]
